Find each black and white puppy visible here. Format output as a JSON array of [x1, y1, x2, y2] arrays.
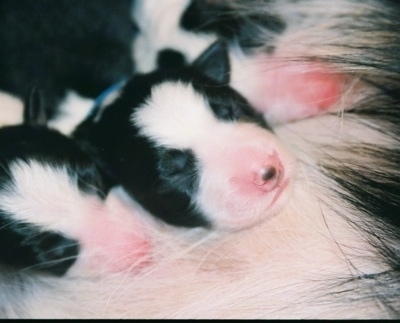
[[22, 1, 399, 319], [1, 0, 400, 319], [132, 0, 350, 124], [0, 89, 151, 278], [74, 41, 295, 230], [0, 0, 222, 133], [132, 0, 284, 72]]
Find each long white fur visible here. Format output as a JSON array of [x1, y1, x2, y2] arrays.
[[6, 113, 386, 319]]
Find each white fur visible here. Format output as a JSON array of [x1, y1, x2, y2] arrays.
[[48, 91, 94, 136], [0, 91, 23, 127], [133, 82, 220, 149]]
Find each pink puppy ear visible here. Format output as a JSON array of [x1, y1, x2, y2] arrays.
[[231, 54, 344, 123]]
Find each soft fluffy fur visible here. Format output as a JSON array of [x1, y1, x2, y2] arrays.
[[0, 0, 400, 319]]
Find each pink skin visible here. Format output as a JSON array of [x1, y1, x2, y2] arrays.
[[69, 192, 152, 275], [229, 149, 284, 196], [231, 53, 344, 123], [197, 123, 295, 230]]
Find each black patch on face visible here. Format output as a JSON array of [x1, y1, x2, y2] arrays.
[[157, 148, 199, 196], [74, 72, 212, 228], [0, 211, 79, 276], [157, 49, 187, 70]]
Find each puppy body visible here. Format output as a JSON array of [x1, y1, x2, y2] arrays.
[[74, 42, 296, 231], [0, 91, 152, 311]]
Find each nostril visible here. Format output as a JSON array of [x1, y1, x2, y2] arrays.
[[261, 166, 277, 182], [253, 166, 279, 186], [229, 149, 287, 195]]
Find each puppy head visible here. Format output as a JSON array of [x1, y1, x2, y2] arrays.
[[0, 88, 107, 275], [119, 42, 296, 230]]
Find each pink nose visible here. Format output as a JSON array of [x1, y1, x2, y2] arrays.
[[229, 149, 284, 195], [252, 156, 283, 192]]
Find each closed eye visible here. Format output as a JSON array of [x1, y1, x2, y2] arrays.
[[157, 148, 199, 195]]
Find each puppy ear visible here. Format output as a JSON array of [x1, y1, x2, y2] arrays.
[[192, 41, 230, 84], [24, 86, 47, 126]]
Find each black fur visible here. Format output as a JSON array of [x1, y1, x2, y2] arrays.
[[157, 148, 199, 197], [157, 49, 187, 70], [74, 71, 209, 228], [0, 213, 79, 276], [0, 0, 137, 119], [180, 0, 286, 53]]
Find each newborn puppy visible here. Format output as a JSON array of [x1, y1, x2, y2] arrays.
[[0, 89, 151, 277], [74, 42, 296, 230]]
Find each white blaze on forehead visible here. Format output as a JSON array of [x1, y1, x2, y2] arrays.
[[0, 160, 97, 232], [132, 81, 220, 149]]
